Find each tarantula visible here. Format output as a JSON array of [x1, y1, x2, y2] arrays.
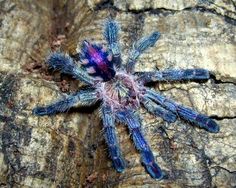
[[33, 19, 219, 179]]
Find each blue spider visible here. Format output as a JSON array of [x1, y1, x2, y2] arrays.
[[33, 19, 219, 180]]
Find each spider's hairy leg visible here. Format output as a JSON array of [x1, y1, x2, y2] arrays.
[[104, 19, 121, 67], [102, 105, 126, 172], [126, 32, 161, 73], [33, 89, 99, 116], [117, 110, 163, 179], [146, 89, 219, 133], [47, 52, 95, 85], [137, 69, 210, 83], [141, 96, 177, 123]]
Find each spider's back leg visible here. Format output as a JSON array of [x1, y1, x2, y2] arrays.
[[137, 69, 210, 83], [102, 105, 125, 172], [116, 110, 163, 179], [47, 52, 95, 85], [126, 32, 160, 73], [146, 89, 219, 133], [33, 89, 99, 116], [104, 19, 122, 68]]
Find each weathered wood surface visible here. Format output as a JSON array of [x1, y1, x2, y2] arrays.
[[0, 0, 236, 187]]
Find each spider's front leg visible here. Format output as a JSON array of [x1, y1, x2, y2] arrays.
[[47, 52, 96, 85], [116, 110, 163, 179], [104, 19, 121, 67], [141, 96, 177, 123], [126, 32, 161, 73], [145, 89, 219, 133], [33, 89, 99, 116], [101, 105, 125, 172], [137, 69, 210, 83]]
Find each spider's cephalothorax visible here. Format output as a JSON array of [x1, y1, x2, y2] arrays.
[[33, 19, 219, 180], [98, 72, 143, 112]]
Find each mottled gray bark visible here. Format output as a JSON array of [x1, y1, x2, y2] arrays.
[[0, 0, 235, 187]]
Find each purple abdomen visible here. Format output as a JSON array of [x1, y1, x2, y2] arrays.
[[80, 40, 116, 82]]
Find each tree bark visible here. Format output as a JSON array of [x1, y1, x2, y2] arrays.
[[0, 0, 236, 187]]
